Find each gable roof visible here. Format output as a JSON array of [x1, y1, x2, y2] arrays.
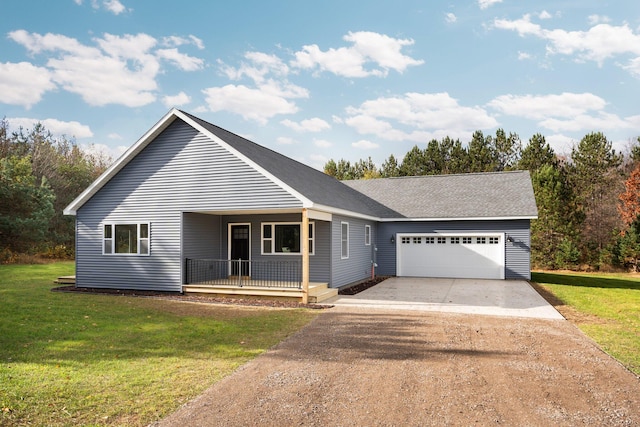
[[63, 108, 396, 218], [342, 171, 538, 220], [64, 109, 536, 221]]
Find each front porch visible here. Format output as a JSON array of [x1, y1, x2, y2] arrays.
[[183, 258, 337, 303]]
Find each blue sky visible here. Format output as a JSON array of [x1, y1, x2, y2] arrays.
[[1, 0, 639, 169]]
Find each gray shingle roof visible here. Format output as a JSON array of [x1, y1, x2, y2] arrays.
[[342, 171, 538, 219]]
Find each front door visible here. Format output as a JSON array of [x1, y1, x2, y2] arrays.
[[230, 224, 250, 276]]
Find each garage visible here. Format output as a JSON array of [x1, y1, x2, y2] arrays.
[[396, 233, 505, 280]]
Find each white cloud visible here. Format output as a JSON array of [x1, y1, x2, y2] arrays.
[[8, 30, 205, 107], [281, 118, 331, 132], [352, 140, 379, 149], [162, 35, 205, 50], [107, 133, 123, 140], [202, 84, 302, 125], [7, 117, 93, 138], [478, 0, 502, 10], [588, 15, 611, 25], [545, 134, 574, 155], [538, 10, 552, 20], [276, 137, 295, 145], [0, 62, 55, 108], [104, 0, 126, 15], [221, 52, 290, 84], [493, 15, 640, 75], [488, 92, 639, 134], [313, 139, 333, 148], [162, 91, 191, 107], [445, 13, 457, 24], [488, 92, 606, 120], [156, 48, 204, 71], [345, 92, 498, 142], [291, 31, 424, 78], [517, 51, 532, 60], [81, 142, 127, 161]]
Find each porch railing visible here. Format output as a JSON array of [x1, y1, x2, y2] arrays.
[[185, 258, 302, 288]]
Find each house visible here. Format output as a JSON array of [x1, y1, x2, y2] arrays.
[[64, 109, 538, 302]]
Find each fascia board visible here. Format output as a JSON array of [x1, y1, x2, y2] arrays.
[[63, 108, 181, 215], [175, 110, 313, 208], [378, 215, 538, 222]]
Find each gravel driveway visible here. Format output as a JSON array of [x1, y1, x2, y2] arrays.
[[153, 306, 639, 426]]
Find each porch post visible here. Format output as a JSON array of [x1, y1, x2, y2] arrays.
[[301, 208, 310, 304]]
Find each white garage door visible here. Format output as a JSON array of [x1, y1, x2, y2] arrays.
[[397, 233, 505, 280]]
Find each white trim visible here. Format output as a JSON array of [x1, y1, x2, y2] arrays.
[[260, 222, 315, 256], [341, 222, 349, 259], [102, 222, 150, 256], [378, 215, 537, 222]]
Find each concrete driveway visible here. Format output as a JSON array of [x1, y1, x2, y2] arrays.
[[325, 277, 563, 319]]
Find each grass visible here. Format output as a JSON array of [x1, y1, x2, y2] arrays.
[[532, 271, 640, 376], [0, 262, 321, 426]]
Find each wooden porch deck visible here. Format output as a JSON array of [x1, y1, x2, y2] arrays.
[[182, 281, 337, 303]]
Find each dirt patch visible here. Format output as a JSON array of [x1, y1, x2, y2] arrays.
[[529, 281, 610, 324], [153, 308, 640, 427]]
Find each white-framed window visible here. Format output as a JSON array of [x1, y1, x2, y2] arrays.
[[413, 237, 422, 244], [401, 237, 411, 244], [341, 222, 349, 259], [451, 237, 460, 244], [261, 222, 314, 255], [489, 237, 500, 244], [365, 225, 371, 246], [462, 237, 472, 244], [425, 237, 435, 244], [477, 237, 487, 244], [437, 237, 447, 244], [103, 223, 150, 255]]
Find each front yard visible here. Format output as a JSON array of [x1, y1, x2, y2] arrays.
[[0, 262, 320, 426], [532, 271, 640, 376]]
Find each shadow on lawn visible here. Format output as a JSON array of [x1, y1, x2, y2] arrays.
[[532, 272, 640, 291]]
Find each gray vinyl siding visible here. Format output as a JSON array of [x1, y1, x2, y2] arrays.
[[75, 119, 302, 291], [220, 214, 331, 284], [183, 213, 222, 260], [376, 219, 531, 280], [330, 215, 377, 288]]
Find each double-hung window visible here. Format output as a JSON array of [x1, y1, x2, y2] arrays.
[[103, 223, 150, 255], [261, 222, 314, 255], [341, 222, 349, 259]]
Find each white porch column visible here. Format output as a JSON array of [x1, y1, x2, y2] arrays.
[[301, 208, 310, 304]]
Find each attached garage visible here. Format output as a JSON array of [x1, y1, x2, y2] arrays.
[[396, 233, 505, 279]]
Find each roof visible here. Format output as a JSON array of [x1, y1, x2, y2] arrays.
[[64, 109, 537, 221], [342, 171, 538, 220]]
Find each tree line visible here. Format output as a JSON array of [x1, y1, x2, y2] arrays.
[[324, 129, 640, 271], [0, 119, 110, 262]]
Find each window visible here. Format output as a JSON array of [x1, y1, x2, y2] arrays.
[[401, 237, 411, 244], [437, 237, 446, 244], [462, 237, 472, 244], [365, 225, 371, 246], [451, 237, 460, 244], [477, 237, 486, 244], [489, 237, 500, 244], [261, 222, 314, 255], [341, 222, 349, 259], [425, 237, 435, 244], [413, 237, 422, 244], [103, 223, 149, 255]]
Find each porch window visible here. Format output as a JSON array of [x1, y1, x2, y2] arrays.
[[261, 222, 314, 255], [103, 223, 150, 255]]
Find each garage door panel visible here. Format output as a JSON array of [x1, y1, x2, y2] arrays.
[[397, 234, 505, 279]]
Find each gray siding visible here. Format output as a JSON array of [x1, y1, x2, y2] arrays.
[[376, 219, 531, 280], [221, 214, 331, 284], [183, 213, 221, 260], [331, 215, 377, 288], [76, 119, 302, 291]]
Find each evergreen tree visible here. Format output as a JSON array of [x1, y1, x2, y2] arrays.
[[493, 129, 521, 171], [399, 145, 428, 176], [519, 133, 557, 171], [468, 131, 498, 172], [380, 154, 400, 177]]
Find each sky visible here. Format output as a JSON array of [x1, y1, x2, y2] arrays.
[[1, 0, 640, 170]]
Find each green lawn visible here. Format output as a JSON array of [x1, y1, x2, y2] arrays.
[[532, 271, 640, 376], [0, 262, 320, 426]]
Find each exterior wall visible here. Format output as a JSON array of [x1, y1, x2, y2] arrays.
[[75, 119, 302, 291], [221, 213, 331, 284], [330, 215, 377, 288], [376, 219, 531, 280], [183, 213, 222, 260]]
